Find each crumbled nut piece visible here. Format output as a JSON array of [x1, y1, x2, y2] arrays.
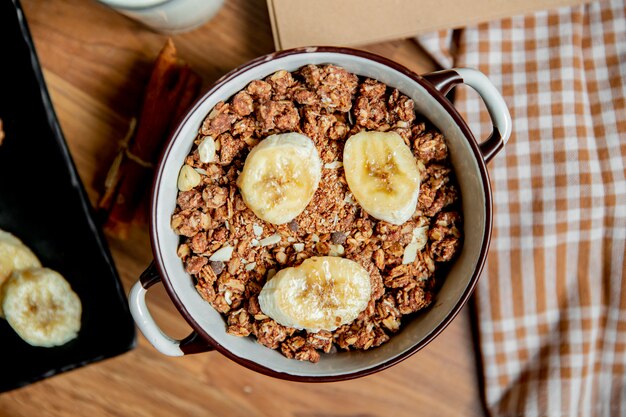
[[429, 211, 462, 262], [377, 221, 421, 246], [210, 261, 225, 275], [202, 185, 228, 208], [376, 294, 402, 332], [275, 251, 287, 264], [290, 86, 317, 105], [178, 165, 201, 192], [302, 106, 332, 141], [415, 131, 448, 163], [422, 184, 459, 217], [388, 89, 416, 124], [373, 248, 385, 270], [247, 295, 263, 316], [253, 319, 288, 349], [417, 250, 436, 276], [177, 189, 203, 210], [306, 330, 334, 353], [232, 117, 256, 140], [257, 100, 299, 132], [227, 257, 241, 274], [395, 282, 432, 314], [281, 335, 305, 357], [204, 112, 237, 137], [315, 241, 330, 255], [227, 308, 253, 336], [418, 181, 437, 213], [329, 244, 344, 256], [246, 80, 272, 101], [198, 136, 216, 163], [280, 336, 321, 363], [295, 346, 320, 363], [328, 118, 349, 140], [185, 255, 208, 275], [232, 91, 254, 116], [190, 232, 209, 254], [335, 320, 389, 351], [418, 164, 455, 216], [211, 226, 229, 246], [299, 65, 322, 87], [177, 243, 190, 259], [217, 273, 245, 292], [171, 210, 210, 237], [212, 293, 231, 313], [299, 64, 358, 112], [353, 79, 389, 130], [412, 121, 426, 137], [384, 264, 412, 288], [218, 133, 246, 165], [213, 273, 245, 311], [268, 70, 296, 97], [196, 275, 216, 303], [330, 231, 346, 244]]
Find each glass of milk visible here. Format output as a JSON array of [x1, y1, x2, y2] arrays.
[[98, 0, 224, 34]]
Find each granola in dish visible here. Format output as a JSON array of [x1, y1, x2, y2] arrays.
[[171, 64, 462, 363]]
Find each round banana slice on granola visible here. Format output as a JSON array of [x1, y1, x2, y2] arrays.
[[0, 229, 41, 316], [258, 256, 371, 332], [237, 132, 322, 225], [343, 131, 420, 225], [2, 268, 81, 347]]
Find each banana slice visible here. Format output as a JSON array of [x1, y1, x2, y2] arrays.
[[2, 268, 81, 347], [258, 256, 371, 332], [343, 131, 420, 225], [237, 132, 321, 225], [0, 229, 41, 284], [0, 229, 41, 317]]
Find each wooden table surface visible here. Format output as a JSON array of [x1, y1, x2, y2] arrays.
[[1, 1, 485, 416]]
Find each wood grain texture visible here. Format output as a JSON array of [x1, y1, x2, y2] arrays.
[[0, 1, 485, 415]]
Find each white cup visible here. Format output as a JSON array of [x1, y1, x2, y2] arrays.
[[98, 0, 224, 34]]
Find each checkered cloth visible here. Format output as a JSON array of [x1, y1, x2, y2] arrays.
[[417, 1, 626, 415]]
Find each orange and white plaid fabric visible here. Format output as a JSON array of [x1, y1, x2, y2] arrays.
[[417, 1, 626, 415]]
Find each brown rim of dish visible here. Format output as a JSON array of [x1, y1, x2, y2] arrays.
[[149, 46, 494, 382]]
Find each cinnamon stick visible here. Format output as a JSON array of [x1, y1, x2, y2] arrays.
[[100, 39, 202, 238], [0, 118, 5, 146]]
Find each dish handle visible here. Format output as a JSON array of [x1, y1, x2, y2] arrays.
[[128, 261, 214, 356], [422, 68, 512, 163]]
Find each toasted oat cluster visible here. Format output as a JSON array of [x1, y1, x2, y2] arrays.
[[171, 65, 462, 363]]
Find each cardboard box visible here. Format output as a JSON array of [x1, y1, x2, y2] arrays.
[[267, 0, 591, 50]]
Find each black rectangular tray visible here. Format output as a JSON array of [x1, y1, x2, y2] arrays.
[[0, 0, 136, 392]]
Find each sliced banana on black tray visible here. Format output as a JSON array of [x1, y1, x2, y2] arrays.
[[1, 267, 82, 347], [0, 229, 41, 317], [0, 229, 41, 284], [343, 131, 420, 225]]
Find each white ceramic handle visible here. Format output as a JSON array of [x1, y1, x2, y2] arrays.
[[422, 67, 512, 163], [455, 67, 512, 148], [129, 280, 184, 356]]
